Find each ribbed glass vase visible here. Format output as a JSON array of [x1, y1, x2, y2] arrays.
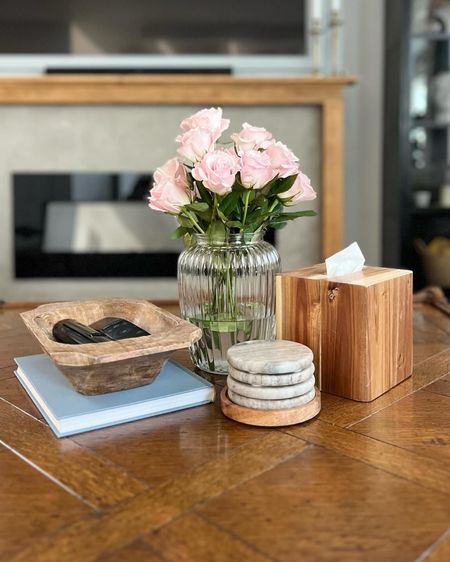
[[178, 231, 281, 374]]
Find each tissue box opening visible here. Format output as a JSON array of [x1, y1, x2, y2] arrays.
[[276, 264, 413, 402]]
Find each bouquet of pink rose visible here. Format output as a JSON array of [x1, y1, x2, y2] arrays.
[[148, 107, 317, 242]]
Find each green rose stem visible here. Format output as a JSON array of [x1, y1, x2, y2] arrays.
[[242, 190, 251, 228], [268, 198, 279, 214], [184, 209, 205, 234]]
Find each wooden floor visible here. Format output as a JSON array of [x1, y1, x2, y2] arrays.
[[0, 301, 449, 562]]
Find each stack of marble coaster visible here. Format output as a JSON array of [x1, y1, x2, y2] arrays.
[[220, 340, 321, 427]]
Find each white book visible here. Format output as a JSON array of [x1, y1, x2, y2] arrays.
[[14, 354, 215, 438]]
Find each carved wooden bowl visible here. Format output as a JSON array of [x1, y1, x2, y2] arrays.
[[21, 298, 202, 395]]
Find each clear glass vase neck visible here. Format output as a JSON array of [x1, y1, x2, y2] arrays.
[[194, 231, 265, 247]]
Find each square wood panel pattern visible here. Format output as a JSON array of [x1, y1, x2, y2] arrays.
[[0, 301, 449, 562]]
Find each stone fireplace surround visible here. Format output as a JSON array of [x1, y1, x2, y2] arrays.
[[0, 75, 352, 301]]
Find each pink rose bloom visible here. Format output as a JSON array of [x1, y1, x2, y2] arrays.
[[239, 150, 276, 190], [148, 158, 192, 213], [176, 128, 215, 163], [265, 141, 299, 178], [279, 171, 317, 205], [153, 157, 187, 186], [180, 107, 230, 142], [192, 150, 240, 196], [231, 122, 274, 153], [148, 180, 192, 213]]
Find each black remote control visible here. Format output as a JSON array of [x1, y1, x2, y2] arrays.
[[90, 317, 150, 340], [52, 319, 111, 345], [53, 317, 150, 345]]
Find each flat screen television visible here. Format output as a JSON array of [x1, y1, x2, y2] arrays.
[[0, 0, 325, 75]]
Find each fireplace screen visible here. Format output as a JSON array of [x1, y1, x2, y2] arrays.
[[13, 173, 183, 278]]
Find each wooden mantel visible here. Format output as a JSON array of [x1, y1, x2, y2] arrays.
[[0, 74, 356, 257]]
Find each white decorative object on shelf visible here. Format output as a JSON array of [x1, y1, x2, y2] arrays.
[[439, 184, 450, 208], [329, 6, 344, 75], [309, 16, 324, 74], [414, 190, 432, 209]]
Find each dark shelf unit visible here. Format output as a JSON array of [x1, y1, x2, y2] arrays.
[[411, 31, 450, 40], [412, 206, 450, 217], [383, 0, 450, 289], [411, 119, 450, 128]]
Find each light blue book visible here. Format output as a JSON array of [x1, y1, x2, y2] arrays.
[[14, 354, 215, 438]]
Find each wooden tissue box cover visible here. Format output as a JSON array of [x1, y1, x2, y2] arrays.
[[276, 265, 413, 402]]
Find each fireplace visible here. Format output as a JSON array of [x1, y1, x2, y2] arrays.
[[0, 103, 321, 301]]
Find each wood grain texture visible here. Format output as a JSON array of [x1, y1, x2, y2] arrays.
[[0, 300, 448, 562], [10, 432, 308, 562], [0, 376, 43, 419], [221, 386, 320, 427], [423, 531, 450, 562], [0, 398, 148, 509], [72, 403, 269, 487], [146, 512, 271, 562], [425, 374, 450, 397], [412, 305, 450, 363], [319, 346, 450, 428], [198, 445, 450, 562], [322, 97, 344, 257], [0, 74, 356, 105], [0, 444, 90, 560], [21, 298, 201, 394], [283, 419, 450, 495], [0, 304, 43, 369], [277, 265, 414, 401], [96, 540, 163, 562], [351, 390, 450, 465]]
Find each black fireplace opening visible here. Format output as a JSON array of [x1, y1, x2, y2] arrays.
[[14, 172, 276, 279], [13, 172, 184, 278]]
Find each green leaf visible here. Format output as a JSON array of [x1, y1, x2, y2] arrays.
[[207, 220, 226, 243], [270, 175, 298, 195], [261, 175, 280, 196], [270, 221, 288, 230], [195, 181, 213, 205], [225, 220, 242, 228], [216, 208, 229, 223], [219, 191, 240, 215], [170, 226, 189, 239], [183, 233, 195, 248], [278, 210, 317, 219], [232, 174, 247, 193], [177, 215, 192, 228], [195, 209, 213, 222], [187, 201, 209, 213], [253, 194, 268, 209]]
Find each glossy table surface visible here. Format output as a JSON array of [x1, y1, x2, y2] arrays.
[[0, 301, 449, 562]]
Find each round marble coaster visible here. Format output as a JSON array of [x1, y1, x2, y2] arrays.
[[229, 363, 315, 387], [227, 340, 313, 374], [227, 374, 315, 400], [228, 387, 316, 410], [221, 387, 321, 427]]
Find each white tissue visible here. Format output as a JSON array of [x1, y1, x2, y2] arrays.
[[325, 242, 365, 277]]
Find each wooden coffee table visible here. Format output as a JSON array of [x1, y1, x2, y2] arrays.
[[0, 301, 449, 562]]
